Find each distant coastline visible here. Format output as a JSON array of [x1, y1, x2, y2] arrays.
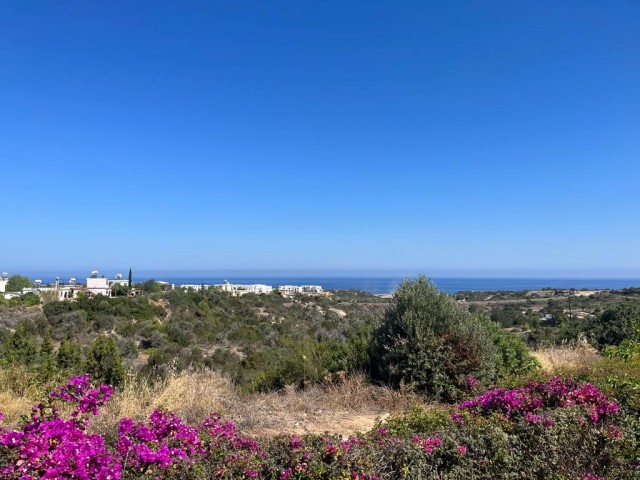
[[11, 273, 640, 295]]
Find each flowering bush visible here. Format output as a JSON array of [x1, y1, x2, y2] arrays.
[[0, 375, 120, 479], [117, 409, 203, 472], [0, 375, 636, 479], [456, 377, 620, 423]]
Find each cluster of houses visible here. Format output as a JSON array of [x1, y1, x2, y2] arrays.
[[0, 271, 141, 301], [1, 271, 325, 301], [178, 280, 325, 297]]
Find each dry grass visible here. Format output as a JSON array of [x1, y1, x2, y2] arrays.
[[0, 370, 418, 438], [532, 339, 600, 373], [230, 374, 418, 436], [0, 391, 33, 425]]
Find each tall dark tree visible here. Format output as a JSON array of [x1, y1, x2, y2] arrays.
[[128, 268, 132, 290]]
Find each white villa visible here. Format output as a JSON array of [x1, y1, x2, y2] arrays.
[[9, 276, 82, 301], [86, 271, 112, 297], [109, 273, 129, 288], [279, 285, 323, 295], [179, 284, 212, 291], [217, 281, 273, 296], [279, 285, 303, 294]]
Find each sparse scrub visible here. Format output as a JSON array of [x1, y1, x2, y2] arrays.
[[2, 283, 640, 477]]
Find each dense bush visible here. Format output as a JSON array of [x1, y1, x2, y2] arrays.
[[484, 319, 540, 379], [587, 301, 640, 349], [371, 276, 501, 400], [85, 335, 126, 388]]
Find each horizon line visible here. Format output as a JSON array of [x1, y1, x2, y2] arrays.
[[5, 268, 640, 280]]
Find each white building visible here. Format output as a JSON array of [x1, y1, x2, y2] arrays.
[[109, 273, 129, 288], [301, 285, 323, 293], [217, 281, 273, 296], [278, 285, 303, 295], [241, 284, 273, 295], [86, 271, 111, 297], [180, 284, 212, 291], [2, 273, 83, 301], [278, 284, 324, 296], [0, 272, 8, 293]]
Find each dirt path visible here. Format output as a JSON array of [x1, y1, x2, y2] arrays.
[[248, 412, 387, 437]]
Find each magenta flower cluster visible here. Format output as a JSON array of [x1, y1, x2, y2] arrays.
[[117, 409, 203, 471], [411, 434, 442, 455], [0, 375, 627, 479], [456, 377, 619, 423], [0, 376, 119, 479], [50, 374, 113, 419]]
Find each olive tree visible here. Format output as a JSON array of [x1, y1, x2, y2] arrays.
[[587, 301, 640, 348], [5, 275, 32, 292], [371, 276, 497, 400]]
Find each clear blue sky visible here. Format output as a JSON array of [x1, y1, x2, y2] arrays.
[[1, 1, 639, 276]]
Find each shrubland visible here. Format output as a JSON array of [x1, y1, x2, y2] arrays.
[[0, 288, 385, 391], [0, 368, 637, 478], [1, 275, 640, 477]]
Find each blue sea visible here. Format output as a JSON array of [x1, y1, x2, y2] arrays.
[[25, 273, 640, 295], [158, 276, 640, 295]]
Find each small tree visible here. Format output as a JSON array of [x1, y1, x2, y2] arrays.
[[4, 323, 38, 367], [85, 335, 126, 388], [111, 284, 129, 297], [140, 280, 161, 294], [39, 289, 58, 304], [56, 336, 83, 373], [38, 331, 57, 379], [5, 275, 32, 292], [587, 301, 640, 349], [371, 276, 497, 400]]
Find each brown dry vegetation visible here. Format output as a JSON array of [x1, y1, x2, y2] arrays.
[[0, 370, 418, 438], [531, 339, 600, 373]]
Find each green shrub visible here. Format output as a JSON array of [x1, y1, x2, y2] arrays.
[[85, 335, 126, 388], [371, 276, 498, 400], [382, 403, 451, 436], [484, 319, 540, 380], [587, 301, 640, 348]]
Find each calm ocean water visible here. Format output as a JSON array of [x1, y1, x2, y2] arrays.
[[126, 275, 640, 295], [22, 273, 640, 295]]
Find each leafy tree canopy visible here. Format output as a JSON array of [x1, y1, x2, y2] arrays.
[[371, 275, 497, 400], [139, 280, 162, 294], [6, 275, 32, 292], [587, 301, 640, 349]]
